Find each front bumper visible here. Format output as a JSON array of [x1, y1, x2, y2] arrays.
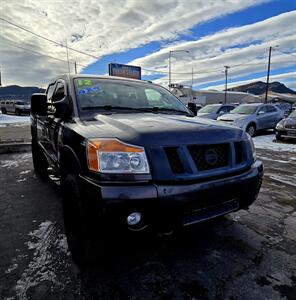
[[276, 129, 296, 139], [80, 160, 263, 231]]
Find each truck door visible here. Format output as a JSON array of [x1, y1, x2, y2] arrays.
[[256, 106, 269, 130], [37, 82, 56, 161], [266, 105, 280, 128]]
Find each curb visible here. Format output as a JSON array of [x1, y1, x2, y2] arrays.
[[0, 142, 31, 154]]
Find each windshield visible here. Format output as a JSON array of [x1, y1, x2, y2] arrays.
[[74, 78, 189, 114], [289, 110, 296, 118], [198, 104, 221, 113], [231, 105, 258, 115]]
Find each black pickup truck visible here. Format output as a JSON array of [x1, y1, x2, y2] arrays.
[[31, 74, 263, 265]]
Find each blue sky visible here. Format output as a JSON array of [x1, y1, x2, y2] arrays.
[[82, 0, 296, 91]]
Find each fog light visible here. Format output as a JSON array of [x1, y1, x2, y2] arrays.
[[127, 212, 142, 226]]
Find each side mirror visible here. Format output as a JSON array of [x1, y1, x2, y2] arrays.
[[31, 93, 47, 116], [53, 98, 71, 119], [187, 102, 197, 116]]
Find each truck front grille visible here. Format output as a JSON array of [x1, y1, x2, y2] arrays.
[[164, 147, 185, 174], [234, 142, 243, 164], [188, 143, 229, 171], [285, 124, 296, 129]]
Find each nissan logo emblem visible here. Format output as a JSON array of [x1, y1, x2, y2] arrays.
[[205, 149, 218, 165]]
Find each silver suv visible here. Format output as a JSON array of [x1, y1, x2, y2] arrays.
[[218, 103, 284, 137], [1, 100, 31, 115]]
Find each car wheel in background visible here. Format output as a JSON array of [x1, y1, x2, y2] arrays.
[[1, 108, 7, 114], [246, 124, 256, 137], [276, 134, 284, 141], [32, 140, 48, 180], [15, 109, 21, 116]]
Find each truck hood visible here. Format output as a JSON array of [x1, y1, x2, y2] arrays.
[[72, 113, 244, 147]]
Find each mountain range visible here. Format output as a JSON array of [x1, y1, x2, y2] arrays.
[[0, 85, 45, 101], [229, 81, 296, 95]]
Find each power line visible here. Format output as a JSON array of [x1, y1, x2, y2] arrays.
[[0, 17, 109, 62], [2, 40, 88, 68]]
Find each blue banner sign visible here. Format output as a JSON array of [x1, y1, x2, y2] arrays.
[[108, 63, 141, 80]]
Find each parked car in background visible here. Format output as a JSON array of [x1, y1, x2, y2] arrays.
[[0, 100, 31, 115], [218, 103, 284, 137], [197, 104, 236, 120], [275, 109, 296, 141]]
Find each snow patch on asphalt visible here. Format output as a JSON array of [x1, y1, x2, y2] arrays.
[[259, 156, 289, 164], [254, 135, 296, 152], [266, 173, 296, 187], [0, 114, 30, 124], [15, 221, 70, 300], [0, 153, 31, 169]]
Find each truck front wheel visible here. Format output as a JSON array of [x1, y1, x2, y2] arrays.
[[61, 173, 104, 267]]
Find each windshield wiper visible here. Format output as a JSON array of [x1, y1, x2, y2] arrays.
[[82, 105, 191, 115]]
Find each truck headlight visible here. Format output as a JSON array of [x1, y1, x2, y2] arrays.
[[87, 139, 150, 174]]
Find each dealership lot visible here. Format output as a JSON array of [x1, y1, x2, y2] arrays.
[[0, 135, 296, 299]]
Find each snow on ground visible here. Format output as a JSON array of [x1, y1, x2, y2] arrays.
[[0, 114, 30, 125], [253, 134, 296, 153]]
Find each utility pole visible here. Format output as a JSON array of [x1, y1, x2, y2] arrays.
[[0, 65, 2, 87], [224, 66, 230, 104], [264, 46, 278, 103], [264, 46, 272, 103], [169, 51, 171, 89], [74, 61, 77, 74], [191, 67, 194, 101]]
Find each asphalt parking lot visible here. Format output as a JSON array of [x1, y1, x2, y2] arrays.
[[0, 136, 296, 300]]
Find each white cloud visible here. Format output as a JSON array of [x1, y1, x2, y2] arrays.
[[0, 0, 270, 86], [130, 11, 296, 90]]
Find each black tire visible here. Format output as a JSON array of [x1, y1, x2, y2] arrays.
[[276, 134, 284, 141], [1, 108, 7, 114], [246, 124, 256, 137], [61, 173, 104, 267], [32, 140, 48, 180], [15, 109, 21, 116]]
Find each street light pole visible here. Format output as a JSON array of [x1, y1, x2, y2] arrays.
[[168, 50, 190, 90], [224, 66, 230, 104]]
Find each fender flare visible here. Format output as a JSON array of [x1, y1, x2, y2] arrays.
[[60, 145, 81, 176]]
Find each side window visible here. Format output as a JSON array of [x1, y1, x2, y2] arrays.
[[218, 106, 227, 114], [227, 106, 235, 112], [46, 84, 56, 102], [52, 82, 65, 102], [258, 106, 267, 114], [266, 105, 277, 113]]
